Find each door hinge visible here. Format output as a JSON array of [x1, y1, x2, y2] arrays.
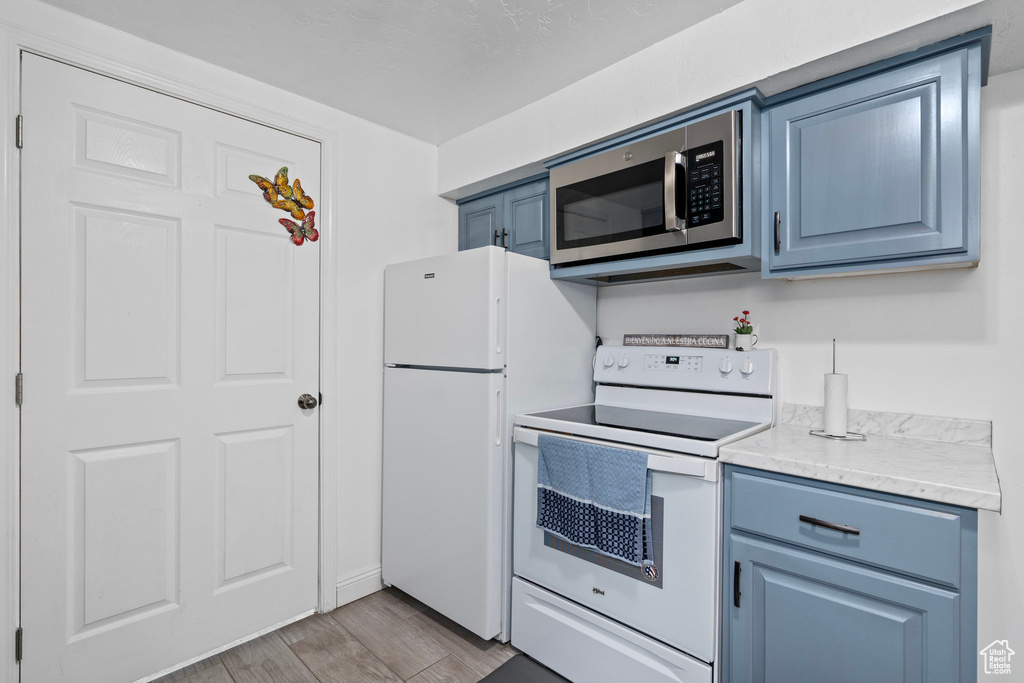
[[15, 115, 23, 149], [14, 626, 22, 663], [15, 373, 23, 406]]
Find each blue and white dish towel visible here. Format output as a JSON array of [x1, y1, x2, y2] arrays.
[[536, 433, 654, 570]]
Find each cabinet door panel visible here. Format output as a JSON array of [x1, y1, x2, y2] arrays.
[[459, 194, 502, 251], [505, 180, 549, 260], [728, 534, 959, 683], [768, 47, 977, 272]]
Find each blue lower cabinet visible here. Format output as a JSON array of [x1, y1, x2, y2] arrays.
[[729, 534, 959, 682], [722, 466, 977, 683], [458, 179, 549, 259]]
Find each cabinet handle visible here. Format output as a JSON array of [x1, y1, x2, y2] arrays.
[[733, 561, 741, 608], [799, 514, 860, 535], [773, 211, 781, 254], [493, 229, 500, 246], [501, 229, 509, 249]]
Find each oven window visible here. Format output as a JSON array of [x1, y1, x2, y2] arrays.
[[556, 158, 666, 249], [544, 495, 664, 588]]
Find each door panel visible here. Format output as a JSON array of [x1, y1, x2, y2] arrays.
[[381, 367, 504, 640], [384, 247, 505, 369], [216, 426, 294, 588], [72, 205, 181, 389], [72, 440, 179, 635], [20, 54, 320, 682], [216, 227, 295, 381]]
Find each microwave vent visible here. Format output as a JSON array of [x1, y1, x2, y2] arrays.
[[593, 262, 747, 284]]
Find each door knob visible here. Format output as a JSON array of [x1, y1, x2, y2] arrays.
[[297, 393, 318, 410]]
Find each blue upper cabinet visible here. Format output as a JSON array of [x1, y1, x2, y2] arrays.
[[458, 193, 502, 251], [504, 181, 549, 260], [764, 44, 981, 278], [458, 179, 549, 259]]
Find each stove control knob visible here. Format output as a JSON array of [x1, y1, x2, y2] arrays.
[[603, 355, 615, 368], [618, 355, 630, 368], [719, 358, 734, 374], [740, 359, 756, 376]]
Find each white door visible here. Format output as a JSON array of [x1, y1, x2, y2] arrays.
[[381, 366, 505, 640], [383, 246, 505, 370], [19, 54, 321, 682]]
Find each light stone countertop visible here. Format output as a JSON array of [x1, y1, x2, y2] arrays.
[[719, 404, 1002, 512]]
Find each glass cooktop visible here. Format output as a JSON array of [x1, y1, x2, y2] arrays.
[[527, 404, 760, 442]]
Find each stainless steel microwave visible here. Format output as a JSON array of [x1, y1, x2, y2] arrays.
[[549, 110, 741, 266]]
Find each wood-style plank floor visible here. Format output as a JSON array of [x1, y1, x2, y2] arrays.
[[154, 588, 516, 683]]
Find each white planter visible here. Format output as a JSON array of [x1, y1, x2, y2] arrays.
[[735, 333, 757, 350]]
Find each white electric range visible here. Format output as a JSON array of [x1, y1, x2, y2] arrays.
[[511, 344, 776, 683]]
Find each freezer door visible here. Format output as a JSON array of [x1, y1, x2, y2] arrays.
[[384, 246, 505, 369], [382, 366, 505, 640]]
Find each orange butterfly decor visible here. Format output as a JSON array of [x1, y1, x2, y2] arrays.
[[249, 167, 318, 244]]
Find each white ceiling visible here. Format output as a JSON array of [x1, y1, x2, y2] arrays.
[[38, 0, 743, 144]]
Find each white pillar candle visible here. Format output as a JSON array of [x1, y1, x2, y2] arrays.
[[823, 373, 848, 437]]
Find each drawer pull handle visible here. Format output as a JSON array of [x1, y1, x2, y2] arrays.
[[799, 514, 860, 535]]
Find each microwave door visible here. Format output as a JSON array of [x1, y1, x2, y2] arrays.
[[664, 151, 687, 234]]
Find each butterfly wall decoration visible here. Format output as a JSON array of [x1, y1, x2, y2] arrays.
[[249, 167, 318, 245], [280, 211, 318, 246]]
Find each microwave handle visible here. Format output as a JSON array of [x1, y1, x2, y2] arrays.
[[664, 152, 686, 232]]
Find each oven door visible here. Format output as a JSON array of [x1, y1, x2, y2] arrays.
[[512, 427, 720, 663]]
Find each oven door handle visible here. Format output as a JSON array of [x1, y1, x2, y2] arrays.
[[513, 427, 711, 480], [664, 151, 687, 233]]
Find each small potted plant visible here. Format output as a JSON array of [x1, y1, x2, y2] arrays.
[[733, 310, 757, 350]]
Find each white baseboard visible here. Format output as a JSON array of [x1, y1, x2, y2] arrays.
[[335, 566, 383, 607]]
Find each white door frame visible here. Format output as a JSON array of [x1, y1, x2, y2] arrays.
[[0, 16, 340, 682]]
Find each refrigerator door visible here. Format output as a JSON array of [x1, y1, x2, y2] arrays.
[[384, 246, 506, 370], [382, 366, 505, 640]]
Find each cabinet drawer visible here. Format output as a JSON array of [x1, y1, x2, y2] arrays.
[[730, 471, 962, 586]]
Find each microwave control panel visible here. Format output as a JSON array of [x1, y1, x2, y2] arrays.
[[687, 140, 724, 228]]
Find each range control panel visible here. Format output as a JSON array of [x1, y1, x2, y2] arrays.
[[644, 354, 703, 372], [595, 345, 775, 396]]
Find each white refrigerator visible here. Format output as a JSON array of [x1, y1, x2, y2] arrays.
[[382, 246, 596, 641]]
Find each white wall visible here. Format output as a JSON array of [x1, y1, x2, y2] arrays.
[[596, 67, 1024, 675], [333, 123, 456, 604], [437, 0, 985, 198], [0, 0, 456, 656]]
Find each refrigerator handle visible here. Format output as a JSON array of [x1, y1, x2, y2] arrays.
[[495, 297, 502, 355], [495, 389, 503, 446]]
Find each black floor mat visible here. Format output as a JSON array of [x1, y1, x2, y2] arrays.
[[480, 654, 571, 683]]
